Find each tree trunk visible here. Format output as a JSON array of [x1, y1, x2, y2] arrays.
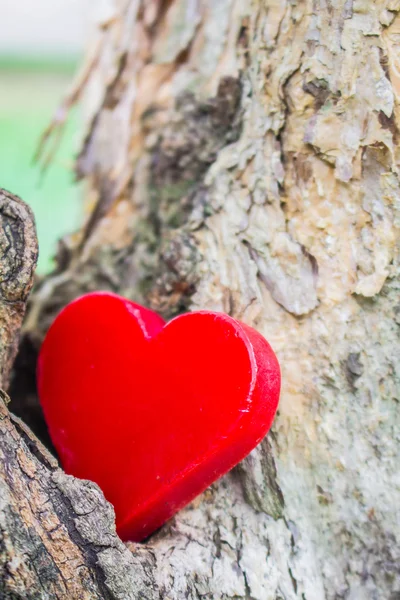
[[3, 0, 400, 598]]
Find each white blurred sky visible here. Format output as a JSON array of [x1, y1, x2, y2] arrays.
[[0, 0, 104, 55]]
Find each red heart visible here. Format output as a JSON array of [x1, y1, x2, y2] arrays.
[[37, 292, 280, 541]]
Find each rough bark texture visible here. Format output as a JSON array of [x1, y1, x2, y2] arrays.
[[0, 190, 37, 389], [8, 0, 400, 599], [0, 403, 157, 599]]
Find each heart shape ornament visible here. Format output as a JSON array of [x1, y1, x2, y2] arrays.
[[37, 292, 280, 541]]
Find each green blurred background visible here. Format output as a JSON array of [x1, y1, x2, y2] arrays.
[[0, 1, 94, 273], [0, 59, 82, 274]]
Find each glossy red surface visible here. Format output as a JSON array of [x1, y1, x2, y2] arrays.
[[37, 292, 281, 541]]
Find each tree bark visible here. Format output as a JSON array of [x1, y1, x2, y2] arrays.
[[0, 190, 37, 389], [4, 1, 400, 599]]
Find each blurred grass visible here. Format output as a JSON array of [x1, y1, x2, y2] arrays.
[[0, 56, 83, 274]]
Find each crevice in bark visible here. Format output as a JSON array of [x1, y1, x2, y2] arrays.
[[10, 413, 57, 471], [235, 437, 285, 520], [48, 477, 115, 600], [8, 334, 51, 450]]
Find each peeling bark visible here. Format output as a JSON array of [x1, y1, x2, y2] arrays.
[[7, 0, 400, 598]]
